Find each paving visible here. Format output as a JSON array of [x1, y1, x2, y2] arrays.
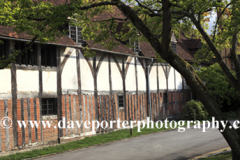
[[39, 123, 229, 160]]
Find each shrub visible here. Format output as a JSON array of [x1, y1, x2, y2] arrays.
[[196, 63, 239, 111], [183, 100, 209, 120]]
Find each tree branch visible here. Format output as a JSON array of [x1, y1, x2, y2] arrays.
[[188, 13, 240, 90], [212, 2, 232, 42]]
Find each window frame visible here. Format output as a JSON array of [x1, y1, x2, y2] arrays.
[[129, 39, 140, 54], [117, 95, 124, 108], [69, 23, 84, 45], [13, 41, 57, 68], [41, 98, 58, 116]]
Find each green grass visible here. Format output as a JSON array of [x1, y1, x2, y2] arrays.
[[0, 122, 180, 160], [200, 152, 232, 160]]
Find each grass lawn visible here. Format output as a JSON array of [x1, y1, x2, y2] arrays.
[[200, 151, 232, 160], [0, 122, 181, 160]]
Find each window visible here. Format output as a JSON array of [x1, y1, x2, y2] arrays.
[[15, 41, 38, 66], [41, 44, 57, 67], [14, 41, 57, 67], [171, 42, 177, 54], [0, 39, 8, 60], [42, 98, 57, 116], [130, 40, 140, 54], [118, 95, 124, 108], [69, 24, 84, 45]]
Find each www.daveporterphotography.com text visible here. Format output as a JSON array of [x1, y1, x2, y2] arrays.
[[1, 117, 238, 133]]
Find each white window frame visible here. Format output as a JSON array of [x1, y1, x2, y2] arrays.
[[69, 23, 84, 45]]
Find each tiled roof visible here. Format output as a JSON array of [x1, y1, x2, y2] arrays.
[[86, 39, 135, 55], [140, 41, 156, 58], [139, 33, 200, 61], [0, 1, 200, 61], [177, 34, 196, 61], [0, 25, 76, 46]]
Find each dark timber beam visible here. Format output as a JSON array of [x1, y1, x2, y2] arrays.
[[37, 43, 43, 141], [108, 54, 114, 127], [10, 40, 18, 148], [156, 62, 159, 93], [145, 58, 153, 120], [135, 57, 138, 121], [122, 56, 127, 120], [93, 56, 99, 132], [76, 49, 83, 133], [57, 46, 63, 141]]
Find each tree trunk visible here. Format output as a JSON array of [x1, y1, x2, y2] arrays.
[[114, 0, 240, 158]]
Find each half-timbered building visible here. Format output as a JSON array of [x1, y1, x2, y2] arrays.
[[0, 3, 201, 152]]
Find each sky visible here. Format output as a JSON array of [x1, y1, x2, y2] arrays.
[[207, 11, 217, 34]]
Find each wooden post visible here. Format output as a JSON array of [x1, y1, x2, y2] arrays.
[[57, 46, 63, 142], [37, 43, 43, 141], [93, 56, 99, 132], [10, 40, 18, 147], [27, 98, 31, 144], [21, 98, 25, 146], [73, 96, 77, 134], [122, 56, 127, 120], [76, 49, 83, 134], [4, 100, 9, 151], [34, 98, 38, 141], [135, 58, 139, 121], [108, 54, 114, 131], [130, 118, 132, 135], [69, 95, 73, 135], [65, 95, 68, 135]]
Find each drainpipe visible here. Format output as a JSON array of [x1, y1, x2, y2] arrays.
[[146, 58, 154, 120]]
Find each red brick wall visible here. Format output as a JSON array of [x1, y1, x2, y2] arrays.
[[0, 91, 186, 152]]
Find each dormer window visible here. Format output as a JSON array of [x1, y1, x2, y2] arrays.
[[69, 24, 84, 45], [130, 39, 140, 54], [171, 42, 177, 54]]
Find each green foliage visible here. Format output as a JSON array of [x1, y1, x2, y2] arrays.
[[223, 110, 239, 119], [183, 100, 209, 120], [196, 63, 239, 108]]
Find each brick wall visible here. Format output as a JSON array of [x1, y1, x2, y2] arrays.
[[0, 91, 186, 152]]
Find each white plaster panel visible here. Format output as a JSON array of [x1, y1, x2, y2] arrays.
[[42, 71, 57, 93], [62, 49, 78, 90], [97, 56, 109, 91], [175, 71, 182, 90], [125, 58, 136, 91], [149, 65, 157, 91], [136, 59, 146, 91], [111, 59, 123, 91], [168, 67, 175, 90], [17, 70, 38, 93], [0, 69, 11, 93], [158, 65, 167, 90], [79, 51, 94, 91]]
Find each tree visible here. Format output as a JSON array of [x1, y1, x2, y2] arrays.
[[197, 63, 239, 110], [1, 0, 240, 159]]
